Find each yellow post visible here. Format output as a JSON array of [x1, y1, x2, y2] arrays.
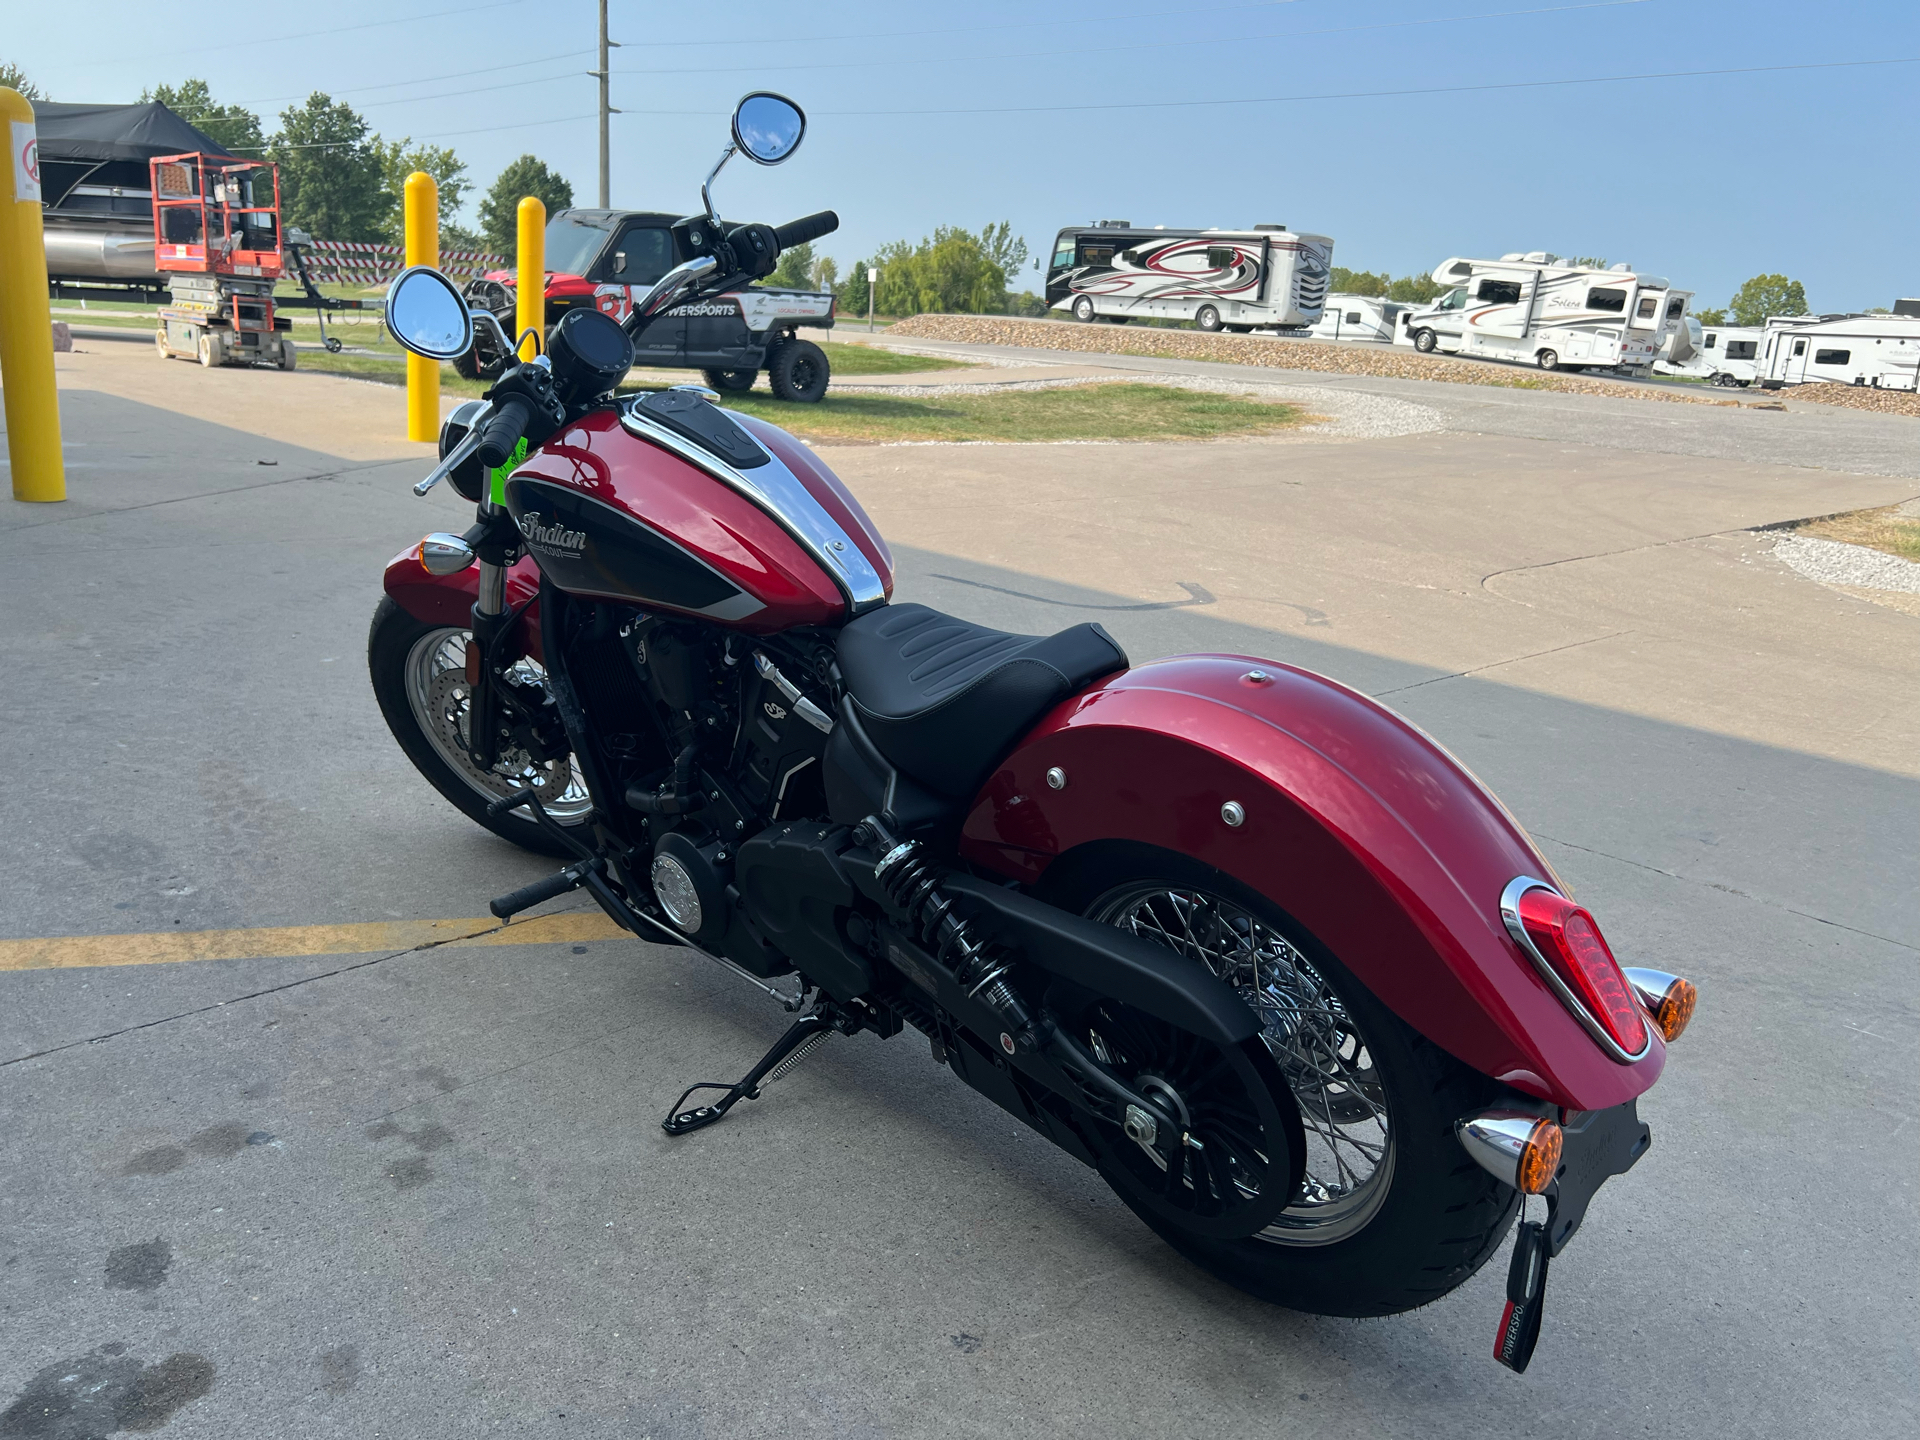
[[403, 170, 439, 441], [0, 88, 65, 503], [516, 195, 545, 360]]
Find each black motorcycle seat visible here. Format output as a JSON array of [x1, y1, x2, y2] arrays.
[[836, 603, 1127, 799]]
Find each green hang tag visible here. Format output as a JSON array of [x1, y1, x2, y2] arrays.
[[487, 435, 530, 508]]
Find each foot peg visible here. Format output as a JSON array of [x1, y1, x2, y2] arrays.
[[662, 1010, 837, 1135]]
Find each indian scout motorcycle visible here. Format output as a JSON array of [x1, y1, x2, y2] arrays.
[[367, 94, 1697, 1373]]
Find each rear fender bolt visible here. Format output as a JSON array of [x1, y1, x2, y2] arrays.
[[1221, 801, 1246, 827], [1045, 767, 1067, 790]]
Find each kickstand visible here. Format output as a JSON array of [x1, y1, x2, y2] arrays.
[[662, 1009, 838, 1136]]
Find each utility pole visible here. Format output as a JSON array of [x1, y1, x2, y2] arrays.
[[592, 0, 621, 208]]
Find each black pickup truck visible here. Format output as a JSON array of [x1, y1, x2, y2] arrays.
[[458, 208, 837, 401]]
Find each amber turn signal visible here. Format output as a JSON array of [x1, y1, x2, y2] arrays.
[[1625, 968, 1697, 1043], [1516, 1119, 1563, 1195]]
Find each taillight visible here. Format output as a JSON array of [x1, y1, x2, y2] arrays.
[[1505, 882, 1649, 1058]]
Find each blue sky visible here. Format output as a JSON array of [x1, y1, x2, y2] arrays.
[[14, 0, 1917, 310]]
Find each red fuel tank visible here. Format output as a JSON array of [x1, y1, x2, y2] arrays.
[[501, 406, 892, 632]]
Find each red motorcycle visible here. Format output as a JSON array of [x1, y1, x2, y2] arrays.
[[370, 93, 1696, 1372]]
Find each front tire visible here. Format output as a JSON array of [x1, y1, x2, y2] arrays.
[[1038, 846, 1517, 1317], [766, 338, 830, 402], [1536, 348, 1560, 371], [367, 597, 595, 857], [703, 367, 758, 392], [1412, 328, 1438, 353], [1072, 295, 1097, 323]]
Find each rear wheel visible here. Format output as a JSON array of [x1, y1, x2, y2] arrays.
[[279, 340, 298, 372], [1196, 305, 1223, 333], [367, 597, 595, 857], [703, 367, 758, 392], [196, 331, 221, 367], [767, 339, 830, 402], [1412, 328, 1438, 353], [153, 327, 170, 358], [1040, 847, 1516, 1316], [1713, 372, 1741, 387]]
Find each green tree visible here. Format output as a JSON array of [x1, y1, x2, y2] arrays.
[[374, 138, 468, 246], [1386, 272, 1445, 304], [1694, 306, 1729, 326], [977, 221, 1028, 280], [840, 259, 872, 316], [767, 239, 814, 290], [873, 228, 1006, 315], [1728, 273, 1808, 327], [0, 61, 43, 100], [144, 79, 263, 156], [479, 155, 574, 262], [270, 93, 386, 241], [810, 254, 839, 293], [1329, 266, 1389, 297]]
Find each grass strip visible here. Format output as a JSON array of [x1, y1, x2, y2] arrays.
[[816, 341, 977, 375], [1790, 506, 1920, 562]]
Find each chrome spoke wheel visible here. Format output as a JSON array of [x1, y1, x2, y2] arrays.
[[401, 628, 593, 823], [1089, 884, 1394, 1246]]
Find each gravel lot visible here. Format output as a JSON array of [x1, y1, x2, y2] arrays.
[[1772, 382, 1920, 418], [1772, 532, 1920, 614]]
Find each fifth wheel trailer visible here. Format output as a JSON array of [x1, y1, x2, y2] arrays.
[[1394, 253, 1691, 374], [1045, 221, 1333, 331], [1756, 311, 1920, 391]]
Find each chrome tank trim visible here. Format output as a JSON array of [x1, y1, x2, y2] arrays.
[[618, 402, 887, 614]]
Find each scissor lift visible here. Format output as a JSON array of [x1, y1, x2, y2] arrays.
[[148, 152, 298, 368]]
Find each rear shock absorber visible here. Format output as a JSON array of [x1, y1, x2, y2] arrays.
[[860, 817, 1036, 1052]]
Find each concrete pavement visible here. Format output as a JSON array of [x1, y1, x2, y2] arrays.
[[1, 343, 1913, 1439]]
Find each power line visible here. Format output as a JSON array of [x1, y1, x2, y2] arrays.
[[611, 0, 1658, 79], [606, 53, 1919, 120]]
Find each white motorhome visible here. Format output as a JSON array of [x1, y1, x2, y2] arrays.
[[1045, 222, 1333, 331], [1308, 294, 1406, 342], [1393, 253, 1691, 374], [1756, 311, 1920, 391]]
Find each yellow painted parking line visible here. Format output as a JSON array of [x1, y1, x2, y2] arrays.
[[0, 910, 630, 974]]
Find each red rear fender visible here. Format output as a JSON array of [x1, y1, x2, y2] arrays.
[[381, 544, 544, 663], [959, 654, 1664, 1112]]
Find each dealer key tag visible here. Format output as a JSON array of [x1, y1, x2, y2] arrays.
[[1494, 1219, 1552, 1373]]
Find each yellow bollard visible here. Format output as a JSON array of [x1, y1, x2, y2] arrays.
[[403, 171, 439, 442], [516, 196, 545, 360], [0, 88, 65, 503]]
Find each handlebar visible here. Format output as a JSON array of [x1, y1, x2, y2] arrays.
[[774, 211, 840, 250], [475, 399, 532, 470]]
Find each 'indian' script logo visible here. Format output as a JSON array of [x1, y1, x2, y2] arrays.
[[517, 512, 587, 553]]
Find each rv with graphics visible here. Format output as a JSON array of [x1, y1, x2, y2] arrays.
[[1755, 309, 1920, 392], [1045, 222, 1332, 331], [1394, 254, 1691, 374], [1308, 294, 1407, 342]]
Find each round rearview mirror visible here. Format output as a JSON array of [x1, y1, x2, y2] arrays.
[[385, 265, 473, 361], [732, 93, 806, 166]]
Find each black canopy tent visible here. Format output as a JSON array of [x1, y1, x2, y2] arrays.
[[35, 101, 233, 211]]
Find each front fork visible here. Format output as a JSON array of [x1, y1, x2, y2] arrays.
[[465, 505, 526, 771]]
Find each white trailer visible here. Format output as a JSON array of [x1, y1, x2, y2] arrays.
[[1308, 294, 1405, 342], [1393, 253, 1691, 374], [1658, 324, 1765, 386], [1756, 312, 1920, 392], [1044, 223, 1333, 331]]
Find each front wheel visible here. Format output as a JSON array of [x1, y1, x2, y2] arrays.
[[1536, 348, 1560, 371], [1039, 848, 1517, 1316], [766, 339, 830, 402], [1072, 295, 1097, 323], [367, 597, 596, 857], [1412, 328, 1438, 353]]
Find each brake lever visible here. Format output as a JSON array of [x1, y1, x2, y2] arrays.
[[413, 401, 494, 496]]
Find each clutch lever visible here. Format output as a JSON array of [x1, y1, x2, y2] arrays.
[[414, 401, 494, 496]]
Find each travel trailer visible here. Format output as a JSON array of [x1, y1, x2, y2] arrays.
[[1045, 221, 1332, 330], [1756, 311, 1920, 391], [1656, 323, 1764, 386], [1308, 294, 1406, 342], [1393, 253, 1690, 373]]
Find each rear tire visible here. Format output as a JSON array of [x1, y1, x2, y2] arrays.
[[153, 328, 170, 358], [766, 339, 829, 402], [1713, 372, 1740, 388], [1037, 845, 1517, 1317], [1196, 305, 1223, 333], [196, 331, 221, 367], [279, 341, 298, 372], [702, 367, 758, 392], [1412, 328, 1438, 354], [366, 597, 595, 858]]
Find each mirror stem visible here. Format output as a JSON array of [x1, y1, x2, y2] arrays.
[[700, 145, 736, 226]]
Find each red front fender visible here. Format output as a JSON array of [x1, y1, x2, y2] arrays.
[[959, 654, 1664, 1112], [382, 544, 545, 662]]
